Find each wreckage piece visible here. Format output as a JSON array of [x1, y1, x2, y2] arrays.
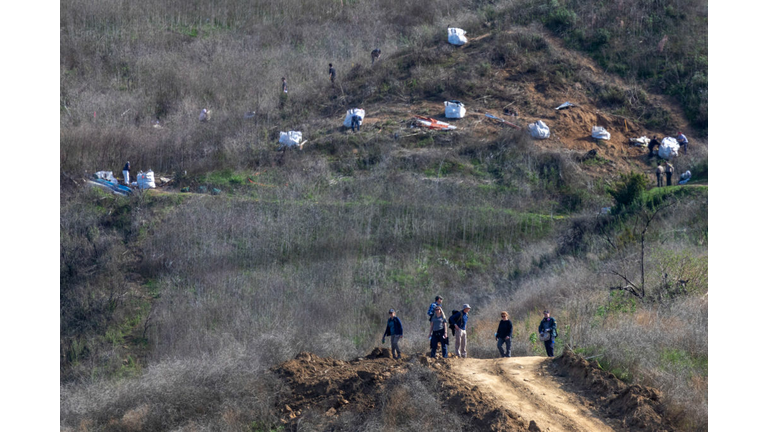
[[448, 28, 468, 46], [485, 113, 522, 129], [279, 131, 304, 149], [413, 115, 457, 131], [591, 126, 611, 141], [528, 120, 550, 139], [555, 101, 576, 110]]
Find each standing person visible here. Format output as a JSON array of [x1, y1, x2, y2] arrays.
[[665, 161, 675, 186], [427, 306, 449, 358], [371, 48, 381, 65], [122, 161, 131, 185], [382, 309, 404, 359], [538, 310, 558, 357], [281, 77, 288, 94], [655, 163, 665, 188], [328, 63, 336, 85], [454, 304, 470, 358], [648, 135, 660, 158], [496, 311, 513, 358], [676, 131, 689, 155], [427, 296, 443, 321]]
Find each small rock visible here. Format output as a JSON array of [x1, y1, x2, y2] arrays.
[[325, 407, 337, 417], [528, 420, 542, 431], [285, 405, 292, 412]]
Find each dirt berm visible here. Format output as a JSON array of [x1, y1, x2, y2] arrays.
[[272, 348, 675, 431]]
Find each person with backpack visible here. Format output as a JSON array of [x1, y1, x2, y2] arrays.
[[454, 304, 470, 358], [496, 311, 513, 358], [427, 306, 449, 358], [427, 296, 443, 321], [538, 310, 558, 357], [382, 308, 403, 360]]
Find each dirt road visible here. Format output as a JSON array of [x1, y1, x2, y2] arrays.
[[452, 356, 615, 432]]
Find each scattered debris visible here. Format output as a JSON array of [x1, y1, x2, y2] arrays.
[[555, 101, 576, 110], [658, 137, 679, 159], [136, 170, 156, 189], [486, 113, 521, 129], [591, 126, 611, 140], [211, 188, 222, 195], [278, 131, 304, 149], [413, 115, 457, 131], [344, 109, 366, 128], [244, 111, 256, 119], [448, 27, 468, 46], [87, 178, 132, 196], [528, 120, 550, 139], [445, 100, 466, 119], [679, 170, 692, 185], [600, 207, 611, 215], [630, 136, 650, 147], [93, 171, 118, 184], [199, 108, 211, 122]]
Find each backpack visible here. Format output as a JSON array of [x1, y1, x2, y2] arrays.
[[448, 310, 461, 329]]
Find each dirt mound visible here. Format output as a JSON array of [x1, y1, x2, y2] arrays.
[[552, 349, 674, 431], [273, 350, 529, 431]]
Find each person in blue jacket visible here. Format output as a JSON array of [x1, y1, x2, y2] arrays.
[[382, 308, 404, 359], [538, 310, 558, 357]]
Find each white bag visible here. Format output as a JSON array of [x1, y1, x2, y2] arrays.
[[448, 28, 468, 46], [279, 131, 303, 148], [444, 101, 466, 119], [528, 120, 550, 139], [592, 126, 611, 140], [94, 171, 117, 184], [343, 109, 366, 128], [658, 137, 680, 159], [137, 170, 156, 189]]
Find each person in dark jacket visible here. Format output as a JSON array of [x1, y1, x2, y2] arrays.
[[427, 296, 443, 321], [371, 48, 381, 64], [538, 310, 558, 357], [648, 135, 660, 158], [496, 311, 513, 357], [122, 161, 131, 185], [382, 308, 404, 359], [328, 63, 336, 84], [427, 306, 449, 358], [351, 114, 361, 132], [454, 304, 470, 358], [281, 77, 288, 93]]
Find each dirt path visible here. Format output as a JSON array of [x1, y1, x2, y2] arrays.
[[452, 357, 616, 432]]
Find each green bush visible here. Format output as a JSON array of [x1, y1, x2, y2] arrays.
[[609, 172, 649, 212]]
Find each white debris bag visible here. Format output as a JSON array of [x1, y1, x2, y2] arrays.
[[630, 136, 650, 147], [94, 171, 118, 184], [279, 131, 303, 148], [444, 101, 466, 119], [343, 109, 366, 128], [448, 28, 468, 46], [137, 170, 156, 189], [592, 126, 611, 140], [658, 137, 680, 159], [528, 120, 550, 139]]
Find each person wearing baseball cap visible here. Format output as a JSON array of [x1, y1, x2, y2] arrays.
[[454, 304, 471, 358], [382, 308, 403, 359]]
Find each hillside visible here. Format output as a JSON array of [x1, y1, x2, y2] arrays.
[[60, 1, 708, 431]]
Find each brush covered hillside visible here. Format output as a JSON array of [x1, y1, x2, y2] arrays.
[[60, 0, 708, 431]]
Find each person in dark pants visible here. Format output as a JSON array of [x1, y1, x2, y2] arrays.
[[676, 132, 688, 155], [427, 306, 449, 358], [656, 164, 665, 188], [382, 308, 404, 359], [328, 63, 336, 84], [665, 161, 675, 186], [371, 48, 381, 64], [351, 114, 361, 132], [648, 135, 660, 158], [281, 77, 288, 94], [496, 311, 513, 358], [427, 295, 443, 321], [538, 310, 558, 357]]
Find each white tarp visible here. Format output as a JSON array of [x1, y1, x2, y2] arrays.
[[94, 171, 118, 184], [343, 109, 366, 128], [679, 170, 692, 185], [137, 170, 156, 189], [528, 120, 550, 139], [630, 136, 650, 147], [444, 101, 466, 119], [279, 131, 303, 148], [658, 136, 680, 159], [448, 28, 468, 46], [592, 126, 611, 140]]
